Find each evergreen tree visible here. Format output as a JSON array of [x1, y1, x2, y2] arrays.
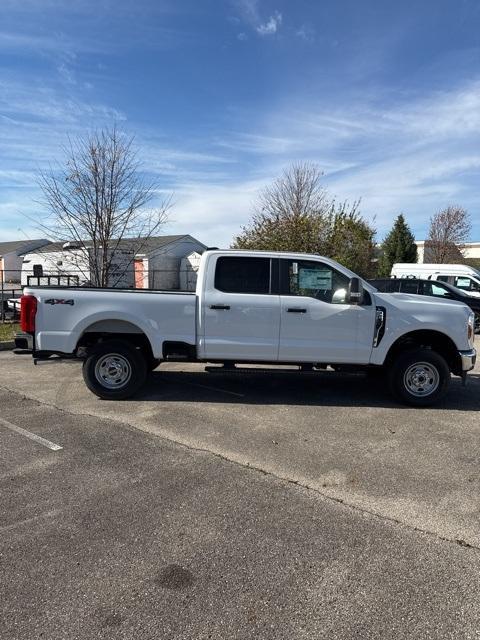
[[378, 214, 417, 276]]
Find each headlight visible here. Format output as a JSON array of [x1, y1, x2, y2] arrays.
[[468, 312, 475, 344]]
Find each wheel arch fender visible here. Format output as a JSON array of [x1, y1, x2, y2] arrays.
[[383, 329, 461, 374], [74, 312, 157, 358]]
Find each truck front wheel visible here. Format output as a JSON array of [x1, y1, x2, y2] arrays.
[[83, 340, 147, 400], [388, 348, 450, 407]]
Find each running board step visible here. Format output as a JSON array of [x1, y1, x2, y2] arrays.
[[205, 365, 319, 374]]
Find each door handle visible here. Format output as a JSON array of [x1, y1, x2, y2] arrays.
[[210, 304, 230, 310], [287, 307, 307, 313]]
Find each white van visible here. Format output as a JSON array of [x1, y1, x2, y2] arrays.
[[391, 263, 480, 297]]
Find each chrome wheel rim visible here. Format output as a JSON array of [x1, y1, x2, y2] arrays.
[[95, 353, 132, 390], [404, 362, 440, 397]]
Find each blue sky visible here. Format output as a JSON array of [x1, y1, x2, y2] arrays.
[[1, 0, 480, 247]]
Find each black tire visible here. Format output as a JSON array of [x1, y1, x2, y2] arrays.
[[475, 312, 480, 335], [388, 348, 450, 407], [83, 340, 147, 400], [148, 357, 161, 371], [366, 366, 385, 379]]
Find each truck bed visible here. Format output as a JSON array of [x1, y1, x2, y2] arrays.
[[25, 286, 197, 357]]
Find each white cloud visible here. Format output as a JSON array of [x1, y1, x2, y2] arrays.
[[165, 178, 267, 247], [3, 61, 480, 247], [234, 1, 282, 37], [178, 80, 480, 243], [0, 78, 124, 124], [296, 24, 315, 43], [256, 11, 282, 36]]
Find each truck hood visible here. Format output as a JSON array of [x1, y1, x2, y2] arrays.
[[375, 291, 471, 314], [374, 291, 473, 331]]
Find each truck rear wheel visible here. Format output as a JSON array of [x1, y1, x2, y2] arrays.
[[148, 357, 162, 371], [388, 348, 450, 407], [83, 340, 147, 400]]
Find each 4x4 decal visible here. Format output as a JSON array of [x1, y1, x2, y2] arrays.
[[44, 299, 75, 306]]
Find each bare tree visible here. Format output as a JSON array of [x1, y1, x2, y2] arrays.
[[232, 162, 375, 275], [425, 205, 471, 263], [257, 162, 328, 220], [233, 162, 341, 253], [37, 126, 171, 287]]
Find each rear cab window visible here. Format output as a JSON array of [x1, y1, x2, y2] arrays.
[[399, 280, 419, 294], [214, 256, 276, 294]]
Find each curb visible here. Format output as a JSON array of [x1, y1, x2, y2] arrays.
[[0, 341, 14, 351]]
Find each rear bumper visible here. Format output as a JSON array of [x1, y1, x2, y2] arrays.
[[14, 332, 33, 352], [459, 348, 476, 372]]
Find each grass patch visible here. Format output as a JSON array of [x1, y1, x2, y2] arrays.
[[0, 322, 20, 342]]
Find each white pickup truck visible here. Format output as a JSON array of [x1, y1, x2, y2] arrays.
[[17, 250, 476, 406]]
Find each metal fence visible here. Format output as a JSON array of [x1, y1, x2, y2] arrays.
[[0, 267, 200, 323], [0, 273, 22, 323]]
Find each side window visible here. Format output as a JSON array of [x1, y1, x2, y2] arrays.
[[455, 276, 480, 292], [431, 283, 450, 297], [437, 275, 450, 283], [399, 280, 419, 294], [388, 280, 402, 293], [214, 257, 271, 294], [284, 259, 350, 304], [423, 282, 450, 297]]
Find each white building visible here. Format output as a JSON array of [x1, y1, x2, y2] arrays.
[[132, 235, 207, 289], [415, 241, 480, 263], [22, 241, 135, 288], [0, 239, 50, 283], [22, 235, 207, 290]]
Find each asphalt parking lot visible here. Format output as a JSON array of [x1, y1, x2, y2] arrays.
[[1, 351, 480, 638]]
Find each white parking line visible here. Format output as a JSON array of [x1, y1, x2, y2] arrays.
[[0, 417, 63, 451]]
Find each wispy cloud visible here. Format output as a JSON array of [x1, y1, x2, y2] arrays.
[[181, 79, 480, 243], [256, 11, 282, 36], [0, 79, 124, 124], [2, 0, 480, 249], [234, 1, 283, 37], [3, 76, 480, 247], [296, 24, 315, 43]]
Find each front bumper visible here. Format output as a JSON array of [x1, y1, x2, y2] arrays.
[[459, 348, 476, 372]]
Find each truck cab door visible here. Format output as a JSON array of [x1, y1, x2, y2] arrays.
[[200, 256, 281, 361], [278, 258, 375, 364]]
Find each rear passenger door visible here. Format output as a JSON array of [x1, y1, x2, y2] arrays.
[[201, 256, 281, 361]]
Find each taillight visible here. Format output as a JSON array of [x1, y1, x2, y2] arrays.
[[20, 295, 37, 333]]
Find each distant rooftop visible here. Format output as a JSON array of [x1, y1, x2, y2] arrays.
[[32, 235, 205, 255], [415, 240, 480, 246], [0, 239, 49, 257]]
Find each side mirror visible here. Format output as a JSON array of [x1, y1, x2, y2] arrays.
[[347, 277, 364, 305]]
